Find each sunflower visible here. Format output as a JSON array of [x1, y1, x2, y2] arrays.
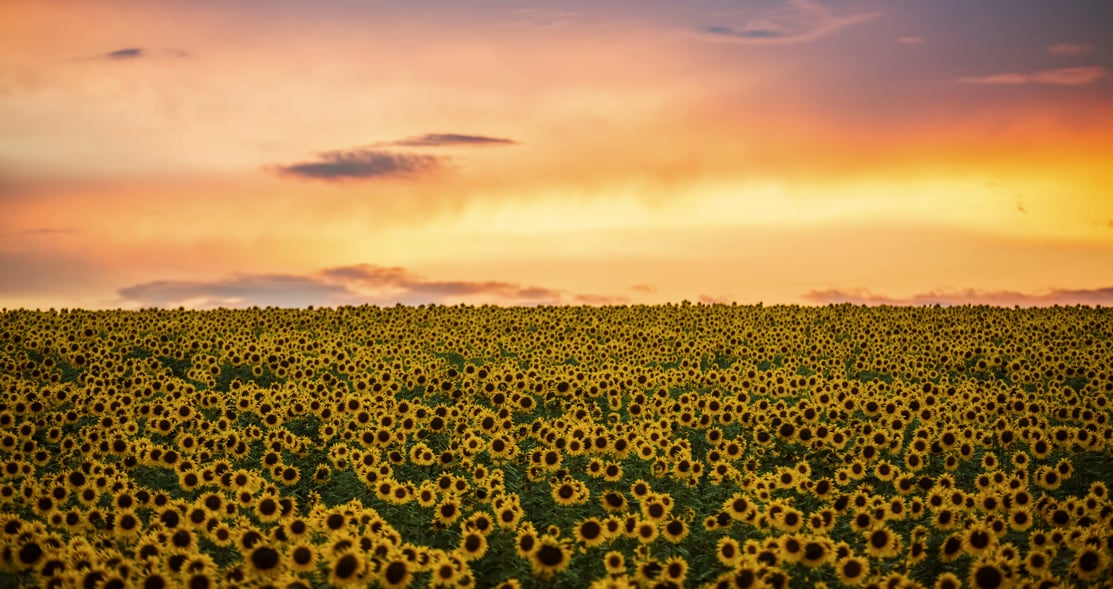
[[515, 523, 540, 559], [287, 543, 317, 572], [329, 551, 367, 586], [836, 556, 869, 586], [641, 494, 671, 522], [380, 558, 413, 588], [633, 520, 658, 544], [458, 531, 488, 560], [716, 536, 743, 567], [723, 493, 752, 521], [940, 534, 964, 562], [254, 493, 282, 523], [434, 498, 462, 527], [933, 572, 962, 589], [602, 462, 623, 483], [863, 525, 901, 559], [1024, 549, 1050, 575], [962, 522, 997, 556], [801, 538, 832, 568], [603, 550, 626, 575], [530, 537, 571, 580], [245, 545, 283, 577], [660, 518, 688, 543], [968, 560, 1009, 589], [1070, 547, 1108, 582], [630, 480, 651, 500], [574, 518, 607, 548], [600, 491, 627, 513]]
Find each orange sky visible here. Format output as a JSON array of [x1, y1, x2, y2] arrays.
[[2, 0, 1112, 309]]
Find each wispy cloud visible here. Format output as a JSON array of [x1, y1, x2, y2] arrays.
[[270, 149, 441, 182], [957, 66, 1108, 86], [116, 263, 627, 308], [803, 286, 1113, 307], [699, 293, 733, 304], [1047, 43, 1094, 56], [388, 133, 517, 148], [700, 0, 879, 45], [22, 227, 81, 236], [898, 36, 924, 45], [630, 284, 657, 294]]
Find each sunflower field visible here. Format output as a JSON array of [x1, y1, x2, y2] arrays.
[[1, 303, 1111, 588]]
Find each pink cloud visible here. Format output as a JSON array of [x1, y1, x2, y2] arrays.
[[1047, 43, 1094, 56], [958, 66, 1107, 86], [898, 36, 924, 45], [803, 286, 1113, 307], [116, 263, 626, 309]]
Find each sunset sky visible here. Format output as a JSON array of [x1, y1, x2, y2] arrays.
[[2, 0, 1112, 309]]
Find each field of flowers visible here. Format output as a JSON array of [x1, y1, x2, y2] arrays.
[[0, 303, 1110, 588]]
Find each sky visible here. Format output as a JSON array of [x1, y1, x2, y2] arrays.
[[1, 0, 1112, 309]]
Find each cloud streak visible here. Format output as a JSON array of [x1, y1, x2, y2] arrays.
[[700, 0, 879, 45], [388, 133, 518, 148], [803, 286, 1113, 307], [117, 263, 628, 308], [957, 66, 1108, 86], [271, 149, 441, 181], [1047, 43, 1093, 56]]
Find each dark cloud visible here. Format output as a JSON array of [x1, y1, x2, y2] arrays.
[[271, 149, 441, 182], [703, 25, 784, 39], [105, 48, 144, 59], [803, 287, 1113, 307], [116, 263, 622, 308], [699, 3, 879, 45], [389, 133, 517, 147]]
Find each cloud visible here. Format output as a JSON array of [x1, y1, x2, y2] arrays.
[[22, 227, 81, 236], [958, 66, 1108, 86], [116, 263, 624, 308], [1047, 43, 1094, 56], [803, 287, 1113, 307], [898, 36, 924, 45], [388, 133, 517, 148], [630, 284, 657, 294], [270, 149, 441, 182], [701, 0, 880, 45], [699, 294, 733, 304], [105, 48, 144, 59]]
